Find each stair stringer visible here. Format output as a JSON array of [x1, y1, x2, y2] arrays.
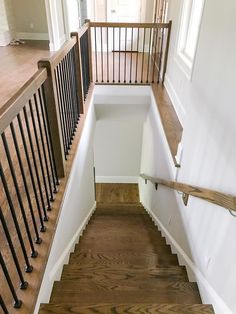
[[141, 202, 233, 314]]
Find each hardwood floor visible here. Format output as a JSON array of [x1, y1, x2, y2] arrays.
[[0, 40, 52, 109], [40, 184, 214, 314]]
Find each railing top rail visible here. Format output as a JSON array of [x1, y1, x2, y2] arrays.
[[89, 21, 170, 29], [0, 68, 47, 134], [39, 36, 77, 70], [77, 22, 90, 38], [140, 174, 236, 212]]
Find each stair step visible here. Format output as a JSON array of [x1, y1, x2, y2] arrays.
[[69, 251, 179, 266], [61, 265, 188, 282], [95, 203, 145, 215], [40, 303, 215, 314], [53, 279, 198, 293], [50, 288, 201, 304]]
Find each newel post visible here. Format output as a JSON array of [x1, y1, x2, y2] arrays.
[[85, 19, 93, 83], [162, 20, 172, 84], [38, 59, 65, 178], [71, 32, 84, 114]]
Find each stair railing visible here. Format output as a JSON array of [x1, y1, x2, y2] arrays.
[[0, 32, 92, 312], [140, 174, 236, 212]]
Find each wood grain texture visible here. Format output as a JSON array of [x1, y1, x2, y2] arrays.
[[40, 303, 214, 314], [96, 183, 139, 203], [141, 173, 236, 212]]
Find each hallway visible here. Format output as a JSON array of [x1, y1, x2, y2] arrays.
[[40, 184, 214, 313]]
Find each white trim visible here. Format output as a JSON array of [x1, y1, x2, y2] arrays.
[[141, 202, 233, 314], [164, 74, 186, 126], [96, 176, 139, 183], [34, 202, 96, 314], [0, 30, 12, 46], [16, 32, 49, 41], [59, 34, 66, 47]]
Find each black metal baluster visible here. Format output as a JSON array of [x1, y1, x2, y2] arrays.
[[157, 27, 165, 83], [0, 162, 33, 272], [101, 27, 104, 83], [0, 252, 22, 308], [57, 63, 70, 154], [146, 28, 153, 83], [135, 28, 140, 83], [66, 54, 76, 136], [1, 132, 38, 258], [0, 206, 28, 289], [141, 28, 146, 83], [10, 122, 42, 244], [28, 100, 51, 211], [152, 27, 159, 83], [124, 27, 127, 83], [54, 66, 67, 157], [68, 50, 79, 126], [113, 27, 115, 83], [94, 27, 98, 82], [118, 27, 121, 83], [0, 294, 9, 314], [39, 87, 59, 189], [129, 27, 134, 83], [71, 47, 80, 120], [23, 107, 48, 221], [17, 113, 46, 231], [107, 27, 109, 83], [34, 93, 54, 202]]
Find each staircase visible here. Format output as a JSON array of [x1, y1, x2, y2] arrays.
[[40, 184, 214, 313]]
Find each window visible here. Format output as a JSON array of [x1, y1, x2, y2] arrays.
[[177, 0, 205, 78]]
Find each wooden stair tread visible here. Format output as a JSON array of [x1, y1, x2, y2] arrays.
[[40, 303, 214, 314], [53, 280, 199, 292], [69, 251, 179, 266], [50, 289, 201, 304]]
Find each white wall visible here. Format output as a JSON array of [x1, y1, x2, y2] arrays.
[[140, 0, 236, 313], [0, 0, 15, 45], [93, 85, 150, 183], [34, 98, 96, 313]]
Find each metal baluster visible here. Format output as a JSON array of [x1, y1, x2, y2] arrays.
[[10, 122, 42, 244], [57, 63, 70, 154], [118, 27, 121, 83], [0, 294, 9, 314], [101, 27, 104, 83], [135, 28, 140, 83], [66, 53, 76, 134], [146, 28, 153, 83], [141, 28, 146, 83], [39, 87, 59, 188], [124, 27, 127, 83], [17, 113, 46, 231], [71, 47, 80, 120], [157, 27, 165, 83], [68, 50, 79, 125], [1, 132, 38, 258], [129, 27, 134, 83], [23, 107, 48, 221], [0, 206, 28, 289], [0, 162, 33, 272], [0, 252, 22, 308], [28, 100, 51, 211], [152, 27, 159, 83], [94, 27, 98, 82], [107, 27, 109, 82], [113, 27, 115, 83], [34, 93, 54, 202]]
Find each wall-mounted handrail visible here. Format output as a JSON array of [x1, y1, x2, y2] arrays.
[[140, 174, 236, 212]]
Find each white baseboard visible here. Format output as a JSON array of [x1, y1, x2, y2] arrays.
[[34, 202, 96, 314], [16, 32, 49, 41], [96, 176, 139, 183], [141, 202, 233, 314], [164, 74, 186, 127]]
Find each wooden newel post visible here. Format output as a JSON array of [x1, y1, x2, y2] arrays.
[[71, 32, 84, 114], [85, 19, 93, 83], [162, 20, 172, 84], [38, 59, 65, 178]]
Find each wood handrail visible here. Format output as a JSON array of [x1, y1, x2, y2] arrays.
[[78, 22, 90, 38], [0, 68, 47, 134], [89, 22, 170, 29], [140, 174, 236, 212]]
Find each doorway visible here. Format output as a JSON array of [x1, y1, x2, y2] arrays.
[[107, 0, 141, 22]]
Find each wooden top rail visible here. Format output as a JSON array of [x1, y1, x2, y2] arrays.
[[39, 36, 77, 70], [89, 21, 170, 29], [77, 22, 90, 38], [0, 68, 47, 134], [140, 174, 236, 212]]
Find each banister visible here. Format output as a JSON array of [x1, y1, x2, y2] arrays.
[[89, 22, 170, 28], [140, 174, 236, 212]]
